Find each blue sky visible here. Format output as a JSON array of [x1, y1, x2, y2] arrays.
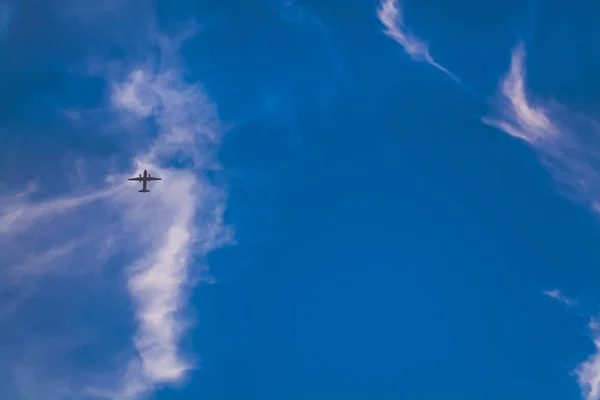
[[1, 0, 600, 399]]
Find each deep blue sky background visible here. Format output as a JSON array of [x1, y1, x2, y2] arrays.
[[2, 0, 600, 399], [180, 1, 599, 399]]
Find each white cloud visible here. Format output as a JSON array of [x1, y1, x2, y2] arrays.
[[100, 56, 232, 396], [483, 41, 600, 400], [482, 42, 558, 144], [577, 320, 600, 400], [0, 26, 231, 400], [483, 41, 600, 208], [376, 0, 458, 81], [542, 289, 576, 306]]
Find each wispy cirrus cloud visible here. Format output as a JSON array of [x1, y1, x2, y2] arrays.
[[483, 41, 600, 400], [376, 0, 459, 81], [542, 289, 577, 307], [483, 41, 600, 211], [482, 42, 558, 144], [0, 185, 121, 236], [0, 12, 230, 400]]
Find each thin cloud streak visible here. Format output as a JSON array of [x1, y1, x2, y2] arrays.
[[0, 185, 122, 236], [483, 41, 600, 400], [542, 289, 576, 307], [376, 0, 459, 82], [0, 28, 231, 400]]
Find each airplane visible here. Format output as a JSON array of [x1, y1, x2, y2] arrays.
[[127, 169, 161, 193]]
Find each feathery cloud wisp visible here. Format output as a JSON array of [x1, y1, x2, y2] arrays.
[[542, 289, 576, 307], [0, 27, 231, 400], [483, 41, 600, 208], [482, 42, 558, 144], [483, 41, 600, 400], [376, 0, 458, 81]]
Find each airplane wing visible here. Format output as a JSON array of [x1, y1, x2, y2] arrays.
[[128, 177, 143, 181], [146, 177, 161, 181]]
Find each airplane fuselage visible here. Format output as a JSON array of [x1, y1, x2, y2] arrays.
[[128, 169, 162, 193]]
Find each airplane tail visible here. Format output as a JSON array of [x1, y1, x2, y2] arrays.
[[138, 189, 150, 193]]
